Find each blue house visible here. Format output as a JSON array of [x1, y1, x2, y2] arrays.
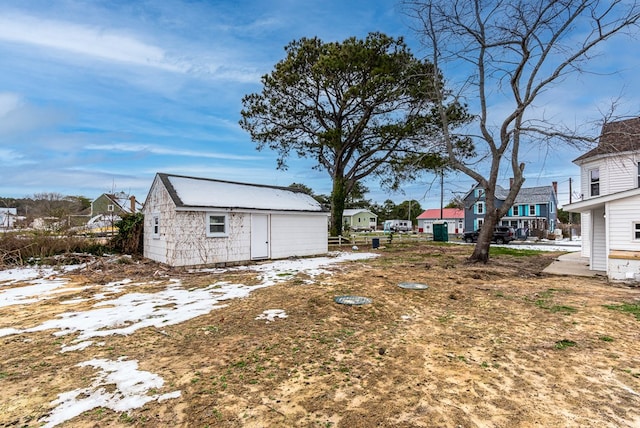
[[463, 181, 558, 238]]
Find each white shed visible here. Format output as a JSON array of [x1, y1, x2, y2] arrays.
[[143, 173, 329, 267]]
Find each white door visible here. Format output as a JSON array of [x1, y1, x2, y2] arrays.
[[251, 214, 269, 260]]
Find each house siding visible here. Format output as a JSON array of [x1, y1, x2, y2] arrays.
[[143, 176, 173, 264], [591, 207, 607, 271], [271, 214, 328, 259], [581, 212, 591, 258], [580, 155, 639, 199], [343, 210, 377, 230], [608, 197, 640, 251], [606, 196, 640, 280]]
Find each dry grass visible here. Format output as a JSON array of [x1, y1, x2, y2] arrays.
[[3, 242, 640, 427]]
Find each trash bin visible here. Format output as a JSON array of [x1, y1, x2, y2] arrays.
[[372, 238, 380, 249], [433, 221, 448, 242]]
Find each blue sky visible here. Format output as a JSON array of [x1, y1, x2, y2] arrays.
[[0, 0, 638, 208]]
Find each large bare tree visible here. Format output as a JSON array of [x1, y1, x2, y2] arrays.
[[404, 0, 640, 262]]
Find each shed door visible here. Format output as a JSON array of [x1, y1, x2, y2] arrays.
[[251, 214, 270, 260]]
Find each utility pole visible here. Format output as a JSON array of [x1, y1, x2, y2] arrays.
[[440, 169, 444, 220], [568, 178, 573, 241]]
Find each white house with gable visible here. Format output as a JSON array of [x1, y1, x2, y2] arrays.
[[143, 173, 329, 267], [565, 117, 640, 281]]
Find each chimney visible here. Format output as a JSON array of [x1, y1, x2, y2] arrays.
[[129, 196, 136, 213], [552, 181, 557, 195], [509, 178, 514, 189]]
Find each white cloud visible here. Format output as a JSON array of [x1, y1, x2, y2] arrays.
[[0, 92, 68, 137], [0, 92, 22, 117], [0, 13, 183, 72], [85, 143, 263, 161], [0, 12, 263, 83]]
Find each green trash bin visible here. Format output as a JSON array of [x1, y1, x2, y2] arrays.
[[433, 221, 448, 242]]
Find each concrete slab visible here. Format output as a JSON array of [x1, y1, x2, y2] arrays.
[[543, 252, 606, 277]]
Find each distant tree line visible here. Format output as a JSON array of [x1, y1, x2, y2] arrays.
[[0, 193, 91, 228]]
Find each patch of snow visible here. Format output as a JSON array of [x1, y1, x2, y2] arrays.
[[2, 252, 378, 344], [0, 327, 22, 337], [256, 309, 288, 323], [0, 277, 73, 307], [60, 341, 94, 353], [41, 357, 181, 428]]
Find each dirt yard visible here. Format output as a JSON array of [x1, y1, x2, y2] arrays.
[[2, 242, 640, 427]]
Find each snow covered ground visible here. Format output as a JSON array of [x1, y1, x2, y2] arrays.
[[460, 238, 582, 252], [0, 251, 378, 427]]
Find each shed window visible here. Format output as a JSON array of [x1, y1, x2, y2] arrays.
[[107, 204, 115, 212], [634, 222, 640, 240], [152, 214, 160, 239], [590, 169, 600, 196], [207, 213, 228, 237]]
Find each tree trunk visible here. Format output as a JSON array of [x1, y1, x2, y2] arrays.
[[329, 177, 347, 236], [469, 208, 499, 264]]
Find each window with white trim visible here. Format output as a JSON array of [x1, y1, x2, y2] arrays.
[[590, 168, 600, 196], [529, 205, 536, 216], [152, 214, 160, 239], [476, 201, 485, 214], [107, 204, 115, 212], [206, 213, 228, 237], [634, 222, 640, 240], [637, 163, 640, 188]]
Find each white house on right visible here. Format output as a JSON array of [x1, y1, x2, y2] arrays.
[[565, 117, 640, 281]]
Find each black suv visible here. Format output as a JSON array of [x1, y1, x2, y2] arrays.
[[463, 226, 515, 244]]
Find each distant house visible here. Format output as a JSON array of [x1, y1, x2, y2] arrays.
[[143, 173, 329, 267], [91, 192, 140, 217], [463, 182, 558, 237], [0, 208, 17, 229], [342, 209, 378, 231], [88, 192, 140, 232], [417, 208, 464, 234], [564, 117, 640, 281]]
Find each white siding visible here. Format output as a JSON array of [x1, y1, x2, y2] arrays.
[[608, 196, 640, 251], [591, 207, 607, 271], [580, 154, 639, 199], [143, 176, 173, 265], [270, 214, 328, 259], [580, 212, 591, 258]]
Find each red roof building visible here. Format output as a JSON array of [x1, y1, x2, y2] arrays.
[[416, 208, 465, 234]]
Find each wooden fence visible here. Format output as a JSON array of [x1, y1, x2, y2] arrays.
[[327, 233, 434, 248]]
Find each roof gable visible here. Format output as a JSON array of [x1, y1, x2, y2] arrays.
[[464, 183, 554, 204], [574, 117, 640, 163], [343, 209, 376, 217], [155, 173, 325, 212]]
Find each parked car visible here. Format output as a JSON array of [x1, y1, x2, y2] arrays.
[[463, 226, 516, 244]]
